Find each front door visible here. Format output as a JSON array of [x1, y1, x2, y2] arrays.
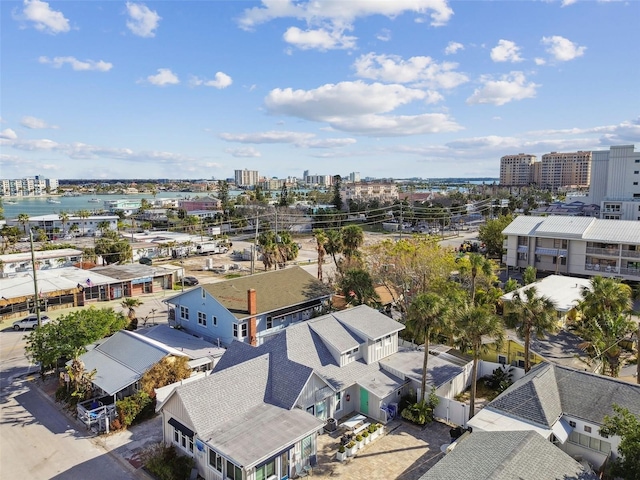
[[360, 387, 369, 415]]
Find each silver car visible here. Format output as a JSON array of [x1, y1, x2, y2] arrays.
[[12, 314, 51, 330]]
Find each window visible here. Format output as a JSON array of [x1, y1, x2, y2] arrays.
[[569, 420, 576, 428], [279, 452, 289, 479], [209, 449, 223, 472], [226, 460, 242, 480], [375, 338, 383, 350], [266, 316, 273, 329], [212, 316, 217, 326], [384, 335, 393, 346], [634, 182, 638, 185], [255, 459, 275, 480], [180, 306, 189, 320], [335, 392, 342, 412], [568, 432, 611, 454], [172, 427, 193, 454], [301, 435, 313, 458], [584, 425, 592, 433], [498, 355, 507, 365], [197, 312, 207, 327], [233, 324, 238, 338], [241, 323, 248, 337], [635, 171, 639, 174]]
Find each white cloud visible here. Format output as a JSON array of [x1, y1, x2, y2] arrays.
[[38, 56, 113, 72], [191, 72, 233, 89], [145, 68, 179, 86], [264, 80, 462, 136], [0, 128, 18, 140], [541, 35, 586, 62], [376, 28, 391, 42], [467, 71, 539, 106], [424, 91, 444, 104], [561, 0, 577, 6], [219, 130, 356, 148], [265, 81, 426, 120], [20, 0, 70, 34], [534, 57, 546, 66], [283, 26, 357, 50], [444, 41, 464, 55], [225, 147, 262, 158], [353, 53, 468, 89], [490, 39, 523, 63], [20, 116, 58, 129], [126, 2, 161, 38]]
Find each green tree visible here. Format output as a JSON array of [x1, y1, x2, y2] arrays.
[[17, 213, 30, 234], [94, 235, 133, 264], [523, 266, 537, 285], [341, 225, 364, 262], [97, 220, 111, 234], [258, 230, 299, 270], [503, 278, 520, 293], [454, 304, 504, 419], [407, 293, 451, 402], [76, 209, 91, 236], [139, 356, 191, 396], [339, 268, 379, 307], [504, 286, 558, 372], [58, 212, 70, 235], [25, 307, 128, 372], [121, 298, 143, 324], [279, 184, 289, 207], [324, 229, 344, 268], [217, 180, 230, 211], [478, 214, 513, 258], [458, 253, 494, 305], [332, 175, 343, 211], [599, 405, 640, 479]]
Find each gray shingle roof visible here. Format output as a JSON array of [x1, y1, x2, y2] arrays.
[[333, 305, 405, 340], [379, 349, 464, 388], [420, 431, 598, 480], [309, 317, 362, 353], [487, 363, 640, 427], [202, 266, 332, 319]]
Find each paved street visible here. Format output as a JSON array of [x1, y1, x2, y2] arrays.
[[0, 378, 135, 480]]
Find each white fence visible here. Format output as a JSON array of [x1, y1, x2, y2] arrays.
[[479, 361, 526, 382], [434, 397, 469, 427]]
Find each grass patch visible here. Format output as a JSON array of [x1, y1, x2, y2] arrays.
[[455, 379, 502, 402]]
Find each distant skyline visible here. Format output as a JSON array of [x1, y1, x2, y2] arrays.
[[1, 0, 639, 180]]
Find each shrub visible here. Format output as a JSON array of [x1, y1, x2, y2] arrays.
[[346, 441, 356, 449], [484, 365, 514, 394], [355, 435, 363, 442], [362, 431, 369, 438], [338, 445, 346, 453], [143, 444, 194, 480], [116, 391, 153, 428], [401, 387, 439, 426], [398, 389, 417, 413]]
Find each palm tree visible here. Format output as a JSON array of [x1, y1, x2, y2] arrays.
[[459, 253, 494, 305], [339, 268, 379, 307], [324, 229, 343, 269], [97, 220, 111, 235], [505, 286, 558, 372], [313, 229, 327, 281], [454, 304, 504, 419], [341, 225, 364, 261], [58, 212, 70, 235], [578, 277, 634, 376], [523, 266, 537, 286], [407, 293, 451, 402], [76, 210, 90, 236], [121, 298, 143, 323], [17, 213, 30, 234]]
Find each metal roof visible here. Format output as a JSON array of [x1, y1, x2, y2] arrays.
[[137, 324, 226, 360], [583, 218, 640, 243], [500, 275, 591, 312], [0, 248, 83, 263], [90, 263, 174, 280]]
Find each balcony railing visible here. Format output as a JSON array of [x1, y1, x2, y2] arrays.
[[619, 267, 640, 278], [621, 250, 640, 259], [586, 247, 619, 257]]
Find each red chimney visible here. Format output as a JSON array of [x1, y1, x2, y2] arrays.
[[248, 289, 257, 346]]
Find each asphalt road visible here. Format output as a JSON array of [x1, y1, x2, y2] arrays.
[[0, 378, 135, 480]]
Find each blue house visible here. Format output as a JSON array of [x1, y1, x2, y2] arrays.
[[165, 266, 333, 346]]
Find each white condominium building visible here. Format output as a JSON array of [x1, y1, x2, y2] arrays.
[[502, 215, 640, 282], [1, 176, 59, 197], [234, 169, 260, 187]]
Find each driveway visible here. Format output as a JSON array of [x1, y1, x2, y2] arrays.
[[312, 419, 451, 480]]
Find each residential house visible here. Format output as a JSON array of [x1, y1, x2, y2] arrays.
[[213, 305, 472, 425], [0, 248, 84, 275], [159, 305, 472, 480], [502, 215, 640, 281], [90, 264, 174, 299], [420, 430, 597, 480], [165, 267, 333, 346], [467, 363, 640, 470]]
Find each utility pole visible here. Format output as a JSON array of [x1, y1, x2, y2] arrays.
[[399, 203, 403, 241], [29, 229, 42, 327], [251, 212, 259, 275]]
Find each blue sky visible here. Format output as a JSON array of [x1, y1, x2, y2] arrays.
[[1, 0, 639, 181]]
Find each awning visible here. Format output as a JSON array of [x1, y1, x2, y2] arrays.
[[169, 417, 194, 438], [551, 418, 573, 444]]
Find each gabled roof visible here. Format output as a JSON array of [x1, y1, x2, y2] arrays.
[[77, 330, 188, 396], [333, 305, 405, 340], [309, 316, 363, 354], [201, 266, 332, 319], [486, 363, 640, 427], [420, 431, 598, 480]]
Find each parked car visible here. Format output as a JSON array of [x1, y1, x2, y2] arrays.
[[139, 257, 153, 266], [13, 314, 51, 330], [182, 276, 199, 286]]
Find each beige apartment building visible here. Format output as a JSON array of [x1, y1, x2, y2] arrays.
[[499, 154, 537, 186], [340, 182, 399, 206], [539, 151, 591, 189]]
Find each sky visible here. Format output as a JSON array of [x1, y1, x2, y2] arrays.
[[1, 0, 639, 181]]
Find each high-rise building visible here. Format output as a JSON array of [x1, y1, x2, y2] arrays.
[[0, 176, 58, 197], [539, 151, 591, 189], [348, 172, 361, 183], [234, 169, 259, 187], [499, 154, 537, 186]]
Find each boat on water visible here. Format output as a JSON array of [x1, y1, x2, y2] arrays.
[[88, 198, 101, 203], [4, 199, 17, 204], [47, 198, 61, 204]]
